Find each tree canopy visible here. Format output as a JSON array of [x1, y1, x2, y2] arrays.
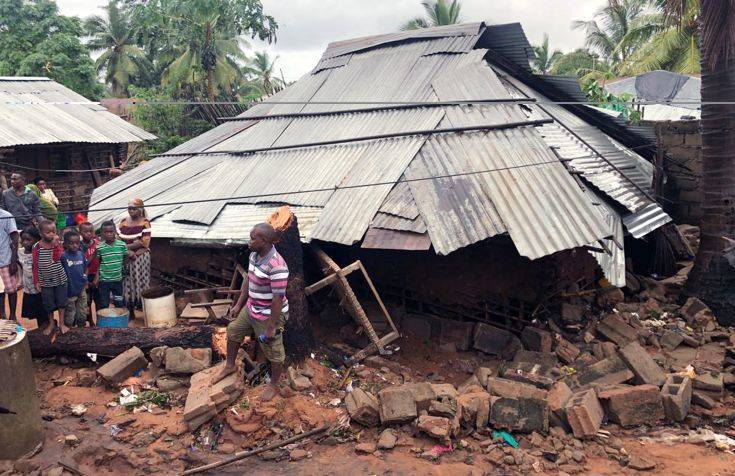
[[0, 0, 103, 99], [401, 0, 462, 30]]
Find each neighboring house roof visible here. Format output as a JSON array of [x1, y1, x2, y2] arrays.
[[605, 70, 701, 121], [89, 22, 672, 287], [0, 77, 156, 147]]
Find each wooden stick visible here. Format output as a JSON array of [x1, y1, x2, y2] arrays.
[[182, 424, 330, 475]]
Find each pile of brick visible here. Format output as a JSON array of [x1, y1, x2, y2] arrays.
[[183, 365, 243, 430], [346, 290, 733, 443]]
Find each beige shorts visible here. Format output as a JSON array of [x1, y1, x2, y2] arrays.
[[227, 307, 288, 363]]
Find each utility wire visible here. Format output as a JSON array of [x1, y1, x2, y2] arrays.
[[0, 99, 714, 106], [0, 158, 574, 220]]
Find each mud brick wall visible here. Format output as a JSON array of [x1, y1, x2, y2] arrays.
[[653, 121, 702, 225]]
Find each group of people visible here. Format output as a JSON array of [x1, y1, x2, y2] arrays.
[[0, 172, 152, 335]]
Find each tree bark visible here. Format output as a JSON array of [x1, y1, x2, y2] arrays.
[[27, 325, 215, 358], [684, 0, 735, 324], [267, 206, 314, 362]]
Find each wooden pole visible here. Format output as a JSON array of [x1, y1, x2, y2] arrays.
[[182, 424, 329, 475]]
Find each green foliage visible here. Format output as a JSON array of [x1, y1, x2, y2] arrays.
[[85, 1, 152, 97], [128, 86, 213, 155], [0, 0, 103, 98], [550, 49, 605, 77], [401, 0, 461, 31], [123, 390, 171, 410], [532, 33, 563, 75], [244, 51, 284, 96], [619, 0, 701, 74], [582, 78, 642, 124]]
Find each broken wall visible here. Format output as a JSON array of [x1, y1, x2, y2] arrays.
[[652, 120, 702, 225]]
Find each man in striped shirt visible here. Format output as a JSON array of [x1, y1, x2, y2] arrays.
[[215, 223, 289, 402]]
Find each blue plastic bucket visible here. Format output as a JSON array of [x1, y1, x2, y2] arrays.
[[97, 308, 129, 328]]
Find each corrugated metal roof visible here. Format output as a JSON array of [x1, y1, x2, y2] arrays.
[[154, 204, 321, 245], [584, 188, 626, 287], [89, 22, 671, 261], [361, 227, 431, 251], [0, 77, 154, 147], [622, 203, 672, 239], [495, 68, 671, 237], [313, 54, 352, 74], [321, 22, 483, 59], [478, 23, 535, 72]]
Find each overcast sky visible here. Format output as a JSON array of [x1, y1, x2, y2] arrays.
[[58, 0, 605, 82]]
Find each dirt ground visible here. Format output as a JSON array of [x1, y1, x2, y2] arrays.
[[4, 325, 735, 476]]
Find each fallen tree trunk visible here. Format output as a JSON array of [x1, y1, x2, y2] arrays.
[[28, 325, 215, 358]]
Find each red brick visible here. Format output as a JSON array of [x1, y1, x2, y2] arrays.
[[521, 327, 552, 353], [597, 314, 638, 346], [486, 377, 547, 400], [565, 390, 603, 439], [618, 341, 665, 387]]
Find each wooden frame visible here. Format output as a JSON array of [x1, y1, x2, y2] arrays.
[[183, 263, 247, 324], [307, 245, 399, 362]]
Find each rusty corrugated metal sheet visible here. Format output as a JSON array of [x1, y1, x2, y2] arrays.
[[0, 77, 154, 147], [378, 181, 420, 220], [361, 227, 431, 251], [371, 212, 427, 233]]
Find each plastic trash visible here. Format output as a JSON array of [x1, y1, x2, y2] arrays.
[[492, 430, 519, 448]]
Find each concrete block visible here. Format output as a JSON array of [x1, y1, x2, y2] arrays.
[[457, 391, 491, 430], [692, 391, 716, 409], [430, 383, 459, 401], [598, 384, 664, 427], [97, 347, 148, 385], [560, 303, 585, 322], [489, 396, 549, 434], [565, 390, 604, 439], [473, 323, 521, 359], [597, 314, 639, 346], [473, 367, 495, 387], [660, 331, 684, 351], [436, 317, 475, 351], [680, 297, 710, 323], [568, 355, 633, 390], [591, 342, 617, 361], [165, 347, 211, 374], [521, 327, 552, 353], [661, 374, 692, 422], [547, 381, 573, 424], [486, 377, 547, 400], [618, 341, 666, 387], [378, 386, 418, 424], [416, 415, 451, 441], [346, 388, 380, 427], [501, 361, 555, 389], [513, 349, 558, 369], [693, 371, 724, 396], [404, 382, 436, 412]]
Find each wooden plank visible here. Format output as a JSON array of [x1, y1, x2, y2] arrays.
[[304, 261, 361, 295], [357, 261, 398, 334], [190, 300, 233, 309], [348, 332, 400, 363]]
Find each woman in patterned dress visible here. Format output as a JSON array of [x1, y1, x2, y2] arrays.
[[117, 198, 151, 314]]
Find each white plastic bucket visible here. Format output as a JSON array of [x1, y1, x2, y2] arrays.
[[141, 286, 177, 328]]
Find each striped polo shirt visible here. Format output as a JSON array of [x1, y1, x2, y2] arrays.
[[96, 239, 127, 282], [246, 246, 289, 320], [36, 246, 67, 287]]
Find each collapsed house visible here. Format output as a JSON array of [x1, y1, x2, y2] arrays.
[[88, 22, 674, 322], [0, 77, 155, 211]]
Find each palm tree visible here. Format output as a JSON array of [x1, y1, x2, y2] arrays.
[[244, 51, 284, 96], [676, 0, 735, 323], [532, 34, 563, 74], [161, 1, 249, 102], [551, 48, 606, 77], [572, 0, 654, 72], [401, 0, 461, 31], [620, 0, 700, 74], [85, 1, 150, 97]]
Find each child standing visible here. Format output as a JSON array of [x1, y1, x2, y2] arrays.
[[18, 227, 46, 330], [32, 220, 68, 335], [79, 221, 99, 325], [95, 220, 128, 310], [61, 229, 88, 328]]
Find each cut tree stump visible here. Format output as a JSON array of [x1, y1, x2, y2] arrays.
[[27, 325, 215, 358], [267, 206, 314, 362]]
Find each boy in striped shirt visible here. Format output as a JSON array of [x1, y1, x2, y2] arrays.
[[215, 223, 289, 402], [32, 220, 68, 335], [94, 221, 129, 310]]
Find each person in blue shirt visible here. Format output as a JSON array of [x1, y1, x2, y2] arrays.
[[61, 229, 88, 328]]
